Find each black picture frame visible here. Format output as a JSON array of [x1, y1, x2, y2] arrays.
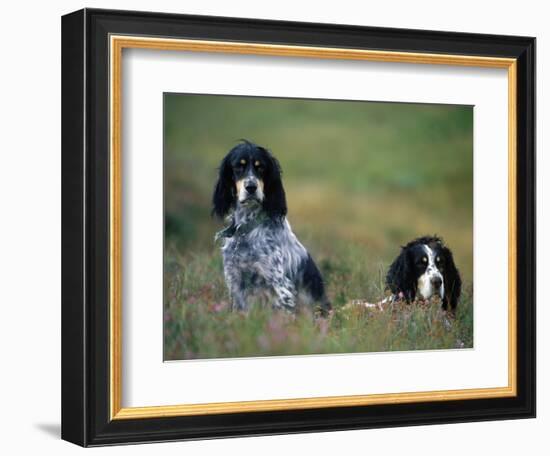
[[62, 8, 535, 447]]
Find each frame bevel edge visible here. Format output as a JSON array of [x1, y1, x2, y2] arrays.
[[109, 33, 123, 423], [508, 60, 518, 397]]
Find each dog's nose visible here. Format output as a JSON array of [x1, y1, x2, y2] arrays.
[[432, 277, 442, 289], [245, 182, 257, 194]]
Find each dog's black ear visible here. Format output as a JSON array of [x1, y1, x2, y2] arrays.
[[262, 149, 287, 219], [386, 247, 415, 301], [212, 153, 235, 219], [442, 246, 462, 311]]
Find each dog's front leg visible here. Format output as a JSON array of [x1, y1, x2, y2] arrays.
[[226, 273, 249, 311], [272, 277, 297, 312], [256, 255, 297, 312], [223, 262, 249, 312], [230, 287, 249, 312]]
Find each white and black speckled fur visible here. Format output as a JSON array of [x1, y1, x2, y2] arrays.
[[212, 141, 330, 315]]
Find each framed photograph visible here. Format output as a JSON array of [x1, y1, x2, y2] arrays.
[[61, 8, 535, 447]]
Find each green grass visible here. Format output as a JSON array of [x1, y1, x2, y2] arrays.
[[163, 94, 474, 360]]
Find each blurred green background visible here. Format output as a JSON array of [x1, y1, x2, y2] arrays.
[[164, 93, 473, 360]]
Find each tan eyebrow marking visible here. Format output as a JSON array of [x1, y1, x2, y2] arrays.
[[255, 160, 260, 166], [422, 257, 428, 262], [240, 159, 246, 165]]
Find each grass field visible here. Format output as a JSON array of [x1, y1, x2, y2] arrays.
[[164, 94, 473, 360]]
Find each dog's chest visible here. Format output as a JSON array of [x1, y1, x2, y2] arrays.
[[222, 226, 274, 268], [221, 222, 307, 282]]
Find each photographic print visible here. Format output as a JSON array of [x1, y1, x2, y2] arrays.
[[164, 94, 473, 360]]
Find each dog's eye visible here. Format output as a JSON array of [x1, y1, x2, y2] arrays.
[[436, 256, 441, 263], [254, 161, 263, 171], [422, 257, 428, 263]]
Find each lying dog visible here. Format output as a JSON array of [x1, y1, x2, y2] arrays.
[[346, 236, 461, 313], [212, 140, 331, 315], [386, 235, 462, 311]]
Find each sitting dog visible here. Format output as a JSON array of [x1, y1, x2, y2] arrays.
[[385, 236, 462, 311], [212, 140, 331, 315]]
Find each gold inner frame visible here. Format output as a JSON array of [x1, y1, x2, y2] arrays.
[[109, 35, 517, 420]]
